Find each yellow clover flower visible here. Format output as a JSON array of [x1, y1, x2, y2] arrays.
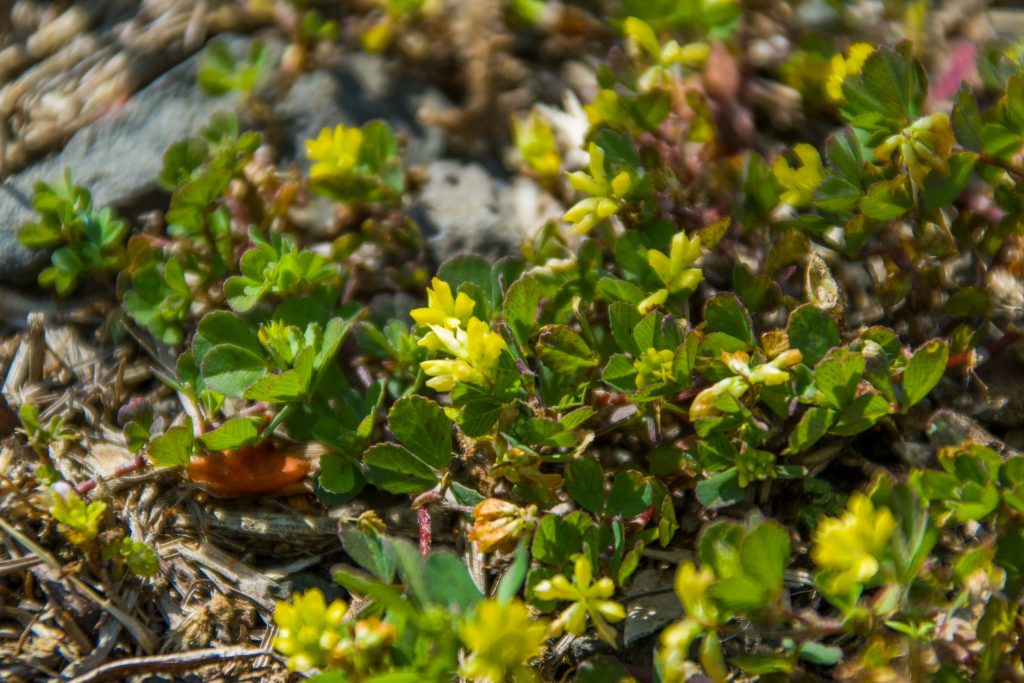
[[674, 562, 720, 627], [272, 588, 348, 672], [634, 347, 675, 388], [689, 349, 802, 420], [638, 231, 704, 313], [563, 143, 635, 234], [812, 492, 896, 597], [513, 110, 562, 180], [826, 42, 875, 103], [411, 277, 477, 351], [772, 143, 824, 208], [306, 124, 364, 181], [534, 556, 626, 645], [420, 317, 507, 391], [460, 599, 548, 683]]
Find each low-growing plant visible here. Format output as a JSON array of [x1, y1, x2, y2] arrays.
[[14, 15, 1024, 682]]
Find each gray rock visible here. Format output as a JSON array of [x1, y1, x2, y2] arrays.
[[275, 51, 447, 168], [623, 568, 682, 646], [0, 35, 448, 285], [415, 161, 561, 264]]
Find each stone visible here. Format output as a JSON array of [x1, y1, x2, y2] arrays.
[[623, 568, 682, 646], [0, 35, 449, 285], [414, 161, 562, 264]]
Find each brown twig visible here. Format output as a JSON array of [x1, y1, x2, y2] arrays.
[[65, 647, 271, 683]]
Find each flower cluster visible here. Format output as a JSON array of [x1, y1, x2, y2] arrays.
[[273, 588, 396, 674], [306, 124, 364, 181], [812, 492, 896, 598], [411, 278, 506, 391], [689, 349, 803, 420], [563, 143, 639, 234], [638, 231, 704, 313], [772, 143, 824, 208], [459, 599, 548, 682], [534, 556, 626, 645]]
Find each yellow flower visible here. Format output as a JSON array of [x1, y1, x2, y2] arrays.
[[272, 588, 348, 672], [534, 556, 626, 645], [772, 143, 824, 207], [563, 143, 635, 234], [306, 125, 364, 181], [812, 492, 896, 597], [674, 562, 720, 627], [460, 599, 548, 682], [689, 349, 802, 420], [420, 317, 507, 391], [273, 589, 396, 674], [411, 277, 477, 351], [874, 112, 955, 186], [513, 110, 562, 180], [639, 231, 704, 313], [634, 347, 676, 388], [467, 498, 536, 554], [826, 42, 874, 103]]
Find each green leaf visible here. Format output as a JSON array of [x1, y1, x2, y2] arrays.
[[565, 457, 605, 514], [732, 654, 795, 675], [339, 525, 394, 582], [814, 349, 865, 409], [739, 521, 790, 595], [363, 443, 438, 494], [921, 152, 977, 211], [450, 380, 512, 437], [708, 574, 767, 612], [332, 568, 412, 617], [902, 339, 949, 409], [788, 406, 836, 454], [496, 541, 530, 603], [243, 368, 309, 403], [199, 417, 261, 451], [952, 87, 984, 152], [787, 304, 839, 366], [532, 514, 585, 566], [799, 641, 844, 666], [595, 277, 645, 305], [318, 453, 364, 497], [438, 255, 493, 316], [200, 344, 267, 396], [194, 311, 261, 360], [815, 128, 865, 214], [314, 316, 354, 376], [609, 302, 641, 356], [832, 393, 891, 436], [388, 396, 452, 471], [695, 468, 745, 509], [841, 43, 925, 137], [606, 471, 652, 518], [602, 353, 638, 393], [536, 325, 597, 374], [860, 175, 913, 220], [703, 294, 754, 347], [424, 551, 483, 612], [148, 423, 195, 468], [387, 538, 431, 607], [503, 275, 541, 351]]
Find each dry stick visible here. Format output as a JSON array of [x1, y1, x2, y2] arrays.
[[65, 647, 271, 683]]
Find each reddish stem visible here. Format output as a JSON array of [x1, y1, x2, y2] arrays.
[[417, 506, 432, 557], [74, 455, 148, 496]]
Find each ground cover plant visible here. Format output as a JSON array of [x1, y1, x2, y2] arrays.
[[4, 1, 1024, 681]]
